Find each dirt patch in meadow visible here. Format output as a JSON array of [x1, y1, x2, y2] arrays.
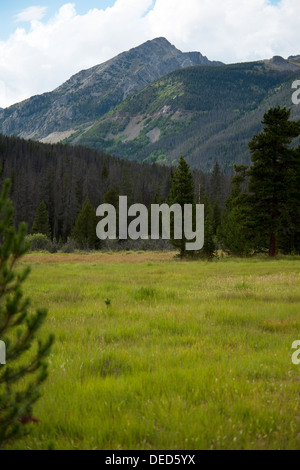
[[22, 252, 176, 265]]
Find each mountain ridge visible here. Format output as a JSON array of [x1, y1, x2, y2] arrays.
[[0, 38, 299, 171], [0, 37, 222, 141], [65, 59, 300, 170]]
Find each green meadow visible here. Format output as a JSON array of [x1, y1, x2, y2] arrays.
[[7, 253, 300, 450]]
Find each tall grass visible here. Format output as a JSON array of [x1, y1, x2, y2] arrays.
[[6, 255, 300, 450]]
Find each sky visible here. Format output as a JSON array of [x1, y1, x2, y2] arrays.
[[0, 0, 299, 108]]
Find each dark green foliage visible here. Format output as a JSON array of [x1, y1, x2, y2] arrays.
[[168, 156, 195, 205], [210, 163, 222, 204], [212, 200, 221, 236], [0, 180, 54, 448], [220, 166, 255, 256], [248, 107, 300, 256], [167, 156, 195, 257], [101, 163, 109, 180], [2, 134, 221, 244], [103, 188, 119, 207], [104, 188, 120, 237], [278, 145, 300, 253], [31, 201, 51, 238], [72, 197, 99, 250], [25, 234, 58, 253], [203, 220, 216, 260], [201, 195, 216, 260], [0, 134, 231, 250]]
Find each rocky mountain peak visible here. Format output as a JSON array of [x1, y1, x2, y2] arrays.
[[288, 54, 300, 60], [0, 38, 222, 140], [266, 55, 300, 72]]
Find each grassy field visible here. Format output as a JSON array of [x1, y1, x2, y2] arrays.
[[7, 253, 300, 450]]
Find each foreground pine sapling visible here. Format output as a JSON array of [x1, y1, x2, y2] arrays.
[[0, 179, 54, 448]]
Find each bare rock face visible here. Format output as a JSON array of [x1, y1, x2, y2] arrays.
[[265, 55, 300, 72], [0, 38, 222, 140]]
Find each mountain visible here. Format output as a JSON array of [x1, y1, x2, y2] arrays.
[[1, 39, 299, 171], [0, 38, 222, 142], [64, 57, 300, 170], [265, 55, 300, 72], [288, 55, 300, 64]]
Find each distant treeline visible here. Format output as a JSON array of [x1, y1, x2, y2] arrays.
[[0, 134, 230, 244]]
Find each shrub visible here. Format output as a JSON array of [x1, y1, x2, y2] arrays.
[[26, 233, 57, 252], [60, 237, 77, 253]]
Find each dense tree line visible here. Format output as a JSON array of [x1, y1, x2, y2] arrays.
[[1, 105, 299, 258], [0, 134, 230, 247]]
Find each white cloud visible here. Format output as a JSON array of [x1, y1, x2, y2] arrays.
[[15, 6, 48, 23], [0, 0, 299, 108], [146, 0, 300, 62]]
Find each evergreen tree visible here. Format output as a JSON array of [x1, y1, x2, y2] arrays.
[[210, 162, 222, 202], [101, 162, 109, 180], [103, 188, 119, 207], [167, 156, 195, 258], [0, 180, 54, 448], [121, 168, 134, 205], [279, 145, 300, 253], [72, 197, 98, 250], [31, 201, 51, 238], [201, 194, 216, 259], [248, 107, 300, 256], [104, 188, 119, 237], [212, 200, 221, 236], [220, 166, 255, 256], [203, 219, 215, 260]]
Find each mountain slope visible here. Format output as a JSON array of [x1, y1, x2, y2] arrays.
[[67, 58, 300, 170], [0, 38, 222, 141]]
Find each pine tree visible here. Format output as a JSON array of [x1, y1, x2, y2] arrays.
[[212, 200, 221, 236], [101, 162, 109, 180], [203, 219, 215, 260], [279, 145, 300, 253], [31, 201, 51, 238], [103, 188, 119, 207], [121, 168, 134, 205], [220, 166, 255, 256], [72, 197, 99, 250], [0, 180, 54, 448], [201, 194, 216, 259], [248, 107, 300, 257], [210, 162, 222, 202], [104, 188, 119, 237], [167, 156, 195, 258]]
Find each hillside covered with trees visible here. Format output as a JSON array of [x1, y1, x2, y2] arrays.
[[64, 60, 300, 170], [0, 134, 230, 247]]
